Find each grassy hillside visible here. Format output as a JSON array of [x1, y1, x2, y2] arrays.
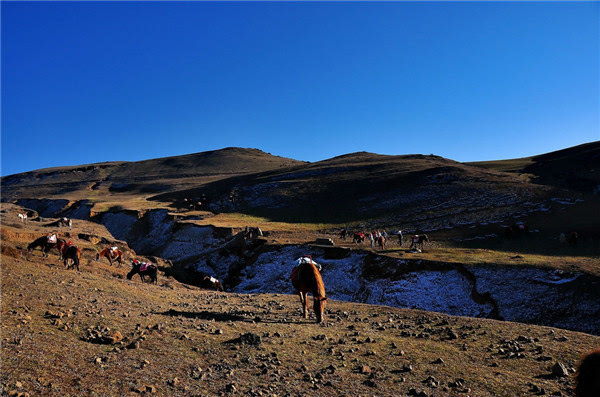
[[0, 147, 304, 202]]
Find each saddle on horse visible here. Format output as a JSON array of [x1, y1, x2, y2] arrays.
[[296, 255, 322, 271]]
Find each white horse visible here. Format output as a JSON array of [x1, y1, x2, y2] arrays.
[[17, 213, 27, 223]]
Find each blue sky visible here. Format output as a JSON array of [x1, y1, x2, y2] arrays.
[[1, 1, 598, 176]]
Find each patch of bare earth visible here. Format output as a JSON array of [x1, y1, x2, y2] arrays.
[[1, 216, 599, 397]]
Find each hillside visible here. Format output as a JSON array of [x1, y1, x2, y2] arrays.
[[2, 208, 599, 397], [151, 151, 551, 225], [469, 141, 600, 193], [0, 147, 303, 206]]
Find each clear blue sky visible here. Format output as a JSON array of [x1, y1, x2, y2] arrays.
[[2, 1, 598, 176]]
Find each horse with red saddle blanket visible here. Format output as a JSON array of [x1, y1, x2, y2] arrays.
[[127, 259, 158, 284], [60, 240, 81, 271]]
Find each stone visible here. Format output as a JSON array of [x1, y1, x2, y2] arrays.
[[103, 331, 123, 344], [551, 362, 569, 378], [360, 365, 371, 374]]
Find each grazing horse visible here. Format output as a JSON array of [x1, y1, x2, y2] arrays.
[[410, 234, 429, 251], [377, 235, 386, 250], [96, 247, 124, 266], [18, 213, 27, 223], [61, 243, 81, 271], [127, 260, 158, 284], [27, 236, 66, 258], [339, 229, 347, 240], [59, 217, 72, 229], [504, 223, 529, 239], [290, 260, 327, 323], [576, 348, 600, 397], [203, 276, 223, 291], [353, 232, 365, 244]]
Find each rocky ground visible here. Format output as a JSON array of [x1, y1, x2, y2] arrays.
[[1, 208, 599, 397]]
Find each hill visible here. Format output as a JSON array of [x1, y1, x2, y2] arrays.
[[0, 147, 303, 207], [468, 141, 600, 193]]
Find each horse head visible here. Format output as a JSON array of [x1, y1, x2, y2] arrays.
[[313, 296, 328, 323], [127, 261, 141, 280]]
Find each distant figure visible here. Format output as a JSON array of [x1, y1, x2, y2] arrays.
[[397, 230, 403, 246], [568, 231, 579, 247], [369, 233, 375, 248], [576, 348, 600, 397], [17, 213, 27, 223], [559, 233, 567, 244], [339, 229, 347, 240]]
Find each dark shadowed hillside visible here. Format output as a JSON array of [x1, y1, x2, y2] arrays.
[[151, 152, 552, 225], [469, 141, 600, 193]]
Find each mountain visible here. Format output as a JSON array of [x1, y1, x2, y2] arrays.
[[2, 143, 597, 230]]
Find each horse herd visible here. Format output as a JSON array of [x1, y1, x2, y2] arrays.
[[341, 229, 430, 252], [25, 235, 225, 289]]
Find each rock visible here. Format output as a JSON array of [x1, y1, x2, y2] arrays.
[[360, 365, 372, 374], [127, 341, 141, 350], [432, 357, 444, 364], [103, 331, 123, 344], [363, 379, 377, 387], [224, 332, 262, 346], [551, 362, 569, 377], [167, 378, 179, 387], [15, 381, 23, 388]]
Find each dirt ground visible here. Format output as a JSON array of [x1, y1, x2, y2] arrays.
[[2, 207, 599, 397]]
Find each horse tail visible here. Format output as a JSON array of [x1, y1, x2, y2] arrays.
[[74, 248, 81, 270]]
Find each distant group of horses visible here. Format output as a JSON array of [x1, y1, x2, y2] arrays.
[[25, 234, 228, 291], [341, 229, 430, 252]]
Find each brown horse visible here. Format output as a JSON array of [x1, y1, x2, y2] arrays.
[[27, 236, 66, 259], [61, 243, 81, 271], [410, 234, 429, 251], [377, 235, 386, 250], [353, 232, 365, 244], [96, 247, 124, 266], [576, 348, 600, 397], [203, 276, 223, 291], [290, 260, 327, 323]]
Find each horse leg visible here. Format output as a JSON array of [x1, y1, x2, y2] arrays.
[[298, 291, 307, 318], [303, 292, 310, 319]]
